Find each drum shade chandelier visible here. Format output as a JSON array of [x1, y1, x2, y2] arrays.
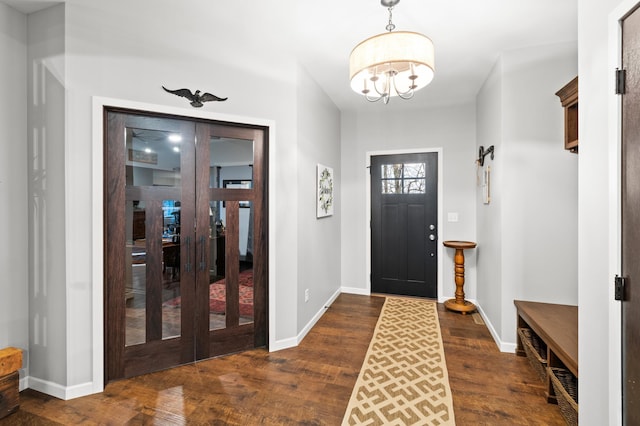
[[349, 0, 435, 104]]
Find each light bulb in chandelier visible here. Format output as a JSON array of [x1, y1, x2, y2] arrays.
[[349, 0, 435, 104]]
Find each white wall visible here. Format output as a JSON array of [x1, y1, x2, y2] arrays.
[[0, 2, 29, 381], [19, 0, 325, 397], [340, 103, 477, 300], [475, 42, 578, 349], [296, 65, 342, 330], [26, 4, 68, 390], [476, 57, 504, 340], [502, 42, 578, 307], [579, 0, 625, 424]]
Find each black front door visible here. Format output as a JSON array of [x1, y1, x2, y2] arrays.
[[371, 152, 438, 298], [622, 5, 640, 423]]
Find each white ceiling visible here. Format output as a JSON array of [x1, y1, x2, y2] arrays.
[[295, 0, 578, 111], [4, 0, 578, 112], [2, 0, 57, 14]]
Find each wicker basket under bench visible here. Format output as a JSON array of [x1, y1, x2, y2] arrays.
[[515, 300, 578, 425]]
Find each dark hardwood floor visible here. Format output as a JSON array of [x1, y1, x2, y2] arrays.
[[438, 304, 565, 425], [2, 294, 565, 425]]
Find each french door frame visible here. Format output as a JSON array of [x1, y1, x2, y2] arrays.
[[90, 98, 276, 393], [365, 148, 444, 301], [104, 110, 267, 380]]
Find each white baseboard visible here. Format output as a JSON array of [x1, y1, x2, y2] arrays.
[[19, 376, 28, 392], [340, 286, 370, 295], [27, 377, 66, 400], [500, 341, 517, 353], [269, 336, 298, 352], [296, 288, 340, 342], [27, 377, 98, 400], [269, 287, 341, 352], [475, 303, 516, 353]]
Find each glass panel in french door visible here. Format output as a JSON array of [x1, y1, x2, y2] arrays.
[[207, 136, 255, 331], [124, 126, 186, 346]]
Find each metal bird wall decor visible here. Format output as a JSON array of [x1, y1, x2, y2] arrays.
[[162, 86, 228, 107]]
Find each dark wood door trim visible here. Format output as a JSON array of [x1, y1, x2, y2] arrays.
[[622, 6, 640, 423], [104, 111, 127, 380]]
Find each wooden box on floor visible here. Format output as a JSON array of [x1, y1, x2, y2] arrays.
[[0, 347, 22, 419], [0, 371, 19, 419]]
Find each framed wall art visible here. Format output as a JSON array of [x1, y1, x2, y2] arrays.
[[317, 164, 334, 218]]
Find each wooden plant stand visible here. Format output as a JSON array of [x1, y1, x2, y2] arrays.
[[443, 240, 477, 314]]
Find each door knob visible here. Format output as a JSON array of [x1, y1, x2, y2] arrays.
[[429, 234, 436, 241], [429, 224, 436, 230]]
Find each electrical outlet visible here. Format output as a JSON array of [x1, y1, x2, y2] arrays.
[[305, 289, 310, 302]]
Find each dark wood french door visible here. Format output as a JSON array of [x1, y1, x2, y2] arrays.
[[105, 108, 267, 381], [622, 5, 640, 423], [371, 152, 438, 298]]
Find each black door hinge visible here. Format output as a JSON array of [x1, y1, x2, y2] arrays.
[[615, 275, 626, 301], [616, 68, 626, 95]]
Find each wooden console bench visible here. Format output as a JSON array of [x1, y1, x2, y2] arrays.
[[514, 300, 578, 403]]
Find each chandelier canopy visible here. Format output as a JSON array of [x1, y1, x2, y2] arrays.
[[349, 0, 435, 104]]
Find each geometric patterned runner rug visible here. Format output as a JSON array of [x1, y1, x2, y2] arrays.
[[342, 297, 456, 425]]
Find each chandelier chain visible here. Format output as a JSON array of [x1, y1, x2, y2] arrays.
[[385, 7, 395, 32]]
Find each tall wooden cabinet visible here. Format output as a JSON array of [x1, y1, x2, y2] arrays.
[[555, 77, 579, 153]]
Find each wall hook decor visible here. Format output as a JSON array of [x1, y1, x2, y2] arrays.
[[478, 145, 495, 166], [162, 86, 227, 108]]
